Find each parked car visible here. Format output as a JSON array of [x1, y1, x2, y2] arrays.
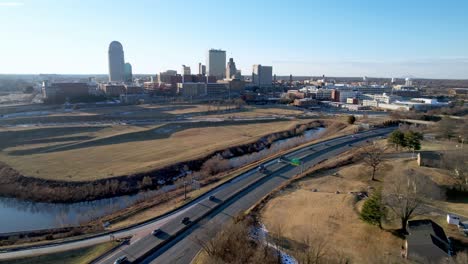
[[114, 256, 128, 264]]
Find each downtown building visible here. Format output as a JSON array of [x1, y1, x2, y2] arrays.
[[207, 49, 226, 81], [225, 58, 237, 79], [108, 41, 125, 82], [252, 64, 273, 87], [42, 81, 90, 104]]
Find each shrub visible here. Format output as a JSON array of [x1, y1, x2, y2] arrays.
[[360, 190, 385, 228]]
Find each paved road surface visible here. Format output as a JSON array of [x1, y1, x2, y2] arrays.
[[101, 128, 395, 264], [0, 127, 394, 263]]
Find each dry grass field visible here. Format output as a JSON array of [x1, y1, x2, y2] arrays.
[[0, 241, 118, 264], [261, 162, 404, 263], [260, 153, 467, 263], [0, 119, 315, 181]]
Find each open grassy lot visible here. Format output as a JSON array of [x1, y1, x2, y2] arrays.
[[0, 241, 118, 264], [0, 119, 315, 181], [261, 161, 404, 263], [0, 103, 308, 126], [260, 152, 467, 263], [200, 105, 305, 118]]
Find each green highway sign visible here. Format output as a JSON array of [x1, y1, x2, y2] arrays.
[[291, 158, 301, 166]]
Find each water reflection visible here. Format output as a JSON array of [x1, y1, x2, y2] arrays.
[[0, 185, 175, 233]]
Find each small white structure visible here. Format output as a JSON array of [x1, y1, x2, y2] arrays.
[[447, 214, 460, 225]]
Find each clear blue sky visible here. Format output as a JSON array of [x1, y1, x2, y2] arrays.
[[1, 0, 467, 78]]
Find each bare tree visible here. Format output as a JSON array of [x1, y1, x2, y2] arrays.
[[442, 150, 468, 186], [362, 144, 385, 181], [194, 219, 277, 264], [270, 222, 285, 264], [383, 169, 443, 233], [297, 233, 328, 264]]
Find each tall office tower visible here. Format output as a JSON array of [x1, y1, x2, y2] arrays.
[[252, 64, 273, 87], [182, 65, 191, 75], [225, 58, 237, 79], [198, 63, 206, 76], [206, 49, 226, 80], [124, 63, 133, 83], [108, 41, 125, 82]]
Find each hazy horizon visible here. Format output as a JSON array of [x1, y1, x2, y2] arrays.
[[1, 0, 468, 79]]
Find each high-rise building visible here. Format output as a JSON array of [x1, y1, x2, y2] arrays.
[[225, 58, 237, 79], [252, 65, 273, 87], [182, 65, 191, 76], [124, 63, 133, 83], [108, 41, 125, 82], [198, 63, 206, 76], [207, 49, 226, 80]]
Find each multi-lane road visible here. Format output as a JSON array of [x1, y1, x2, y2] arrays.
[[0, 127, 395, 264]]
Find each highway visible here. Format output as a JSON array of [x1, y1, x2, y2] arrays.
[[100, 127, 395, 264], [0, 127, 394, 263]]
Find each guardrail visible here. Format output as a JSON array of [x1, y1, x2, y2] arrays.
[[130, 128, 394, 263], [0, 127, 395, 256]]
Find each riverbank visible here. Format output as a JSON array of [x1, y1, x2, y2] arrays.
[[0, 120, 328, 203]]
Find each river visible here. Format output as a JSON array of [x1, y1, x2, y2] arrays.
[[0, 128, 324, 234]]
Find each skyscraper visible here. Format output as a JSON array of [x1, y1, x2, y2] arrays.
[[206, 49, 226, 80], [226, 58, 237, 80], [182, 65, 191, 75], [124, 63, 133, 83], [108, 41, 125, 82], [252, 64, 273, 87], [198, 63, 206, 76]]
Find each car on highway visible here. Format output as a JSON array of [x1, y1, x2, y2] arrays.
[[257, 164, 266, 173], [182, 217, 190, 225], [114, 255, 128, 264], [209, 195, 216, 201], [151, 229, 161, 236], [277, 155, 285, 163]]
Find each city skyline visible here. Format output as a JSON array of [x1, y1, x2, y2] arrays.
[[1, 0, 468, 78]]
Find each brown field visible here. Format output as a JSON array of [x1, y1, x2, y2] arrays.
[[0, 119, 315, 181], [261, 161, 404, 263], [260, 152, 468, 263], [0, 241, 118, 264]]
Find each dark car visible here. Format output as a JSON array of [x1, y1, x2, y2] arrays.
[[182, 217, 190, 225], [209, 195, 216, 201], [277, 156, 285, 163], [257, 164, 266, 172], [151, 229, 161, 236], [114, 256, 128, 264]]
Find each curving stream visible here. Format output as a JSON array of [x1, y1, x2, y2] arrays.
[[0, 128, 324, 234]]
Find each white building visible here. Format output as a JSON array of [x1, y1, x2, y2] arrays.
[[207, 49, 226, 79], [405, 78, 413, 86], [252, 64, 273, 87], [108, 41, 125, 82]]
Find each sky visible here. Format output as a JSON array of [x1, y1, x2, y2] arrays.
[[1, 0, 468, 79]]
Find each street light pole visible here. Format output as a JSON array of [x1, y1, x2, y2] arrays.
[[184, 179, 187, 200]]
